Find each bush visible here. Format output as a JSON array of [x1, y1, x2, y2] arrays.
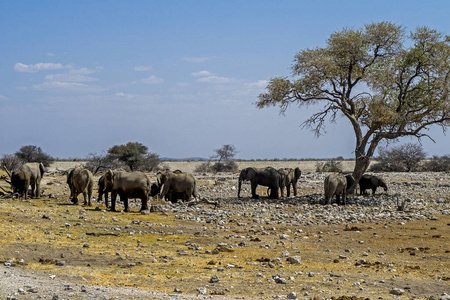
[[194, 161, 238, 173], [194, 162, 212, 173], [1, 154, 23, 172], [210, 161, 238, 173], [315, 160, 342, 172], [15, 145, 53, 167], [370, 143, 426, 172], [421, 155, 450, 172]]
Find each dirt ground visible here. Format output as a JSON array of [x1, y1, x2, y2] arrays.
[[0, 161, 448, 299]]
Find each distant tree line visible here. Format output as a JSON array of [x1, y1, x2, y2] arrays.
[[2, 142, 450, 174]]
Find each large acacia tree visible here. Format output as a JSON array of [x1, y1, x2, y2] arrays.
[[257, 22, 450, 184]]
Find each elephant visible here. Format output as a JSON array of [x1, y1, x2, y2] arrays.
[[154, 171, 197, 202], [98, 168, 125, 208], [67, 168, 94, 206], [278, 167, 302, 197], [18, 162, 46, 198], [103, 169, 150, 212], [324, 173, 355, 205], [238, 167, 283, 199], [10, 170, 30, 199], [359, 174, 388, 195]]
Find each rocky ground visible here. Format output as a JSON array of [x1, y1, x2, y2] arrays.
[[0, 161, 449, 299]]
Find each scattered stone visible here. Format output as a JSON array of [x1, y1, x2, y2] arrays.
[[390, 288, 405, 295], [286, 256, 301, 264], [210, 275, 220, 283]]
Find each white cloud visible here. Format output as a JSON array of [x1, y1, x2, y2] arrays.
[[45, 73, 97, 83], [47, 53, 55, 57], [182, 57, 210, 63], [140, 75, 164, 84], [0, 95, 8, 101], [246, 80, 269, 88], [14, 62, 67, 73], [191, 70, 213, 77], [32, 81, 102, 93], [134, 66, 152, 71], [197, 75, 231, 84], [115, 92, 136, 98]]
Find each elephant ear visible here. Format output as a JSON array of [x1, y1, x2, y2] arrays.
[[39, 163, 46, 176], [66, 168, 74, 184], [105, 170, 113, 182], [246, 167, 257, 180], [295, 168, 302, 180]]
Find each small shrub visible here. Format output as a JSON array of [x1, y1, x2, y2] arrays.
[[421, 155, 450, 172], [315, 160, 343, 172], [211, 161, 238, 173], [194, 162, 212, 173], [1, 154, 23, 172]]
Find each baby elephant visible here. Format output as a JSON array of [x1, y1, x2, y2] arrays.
[[359, 174, 388, 195], [67, 168, 94, 206], [11, 170, 30, 199], [324, 173, 354, 205]]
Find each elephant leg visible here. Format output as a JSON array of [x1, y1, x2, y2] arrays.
[[82, 191, 87, 205], [342, 192, 347, 205], [87, 191, 92, 206], [293, 183, 297, 197], [111, 192, 117, 212], [105, 192, 109, 208], [30, 183, 36, 198], [251, 183, 259, 199], [286, 185, 291, 197], [72, 190, 79, 204], [36, 181, 41, 198], [372, 187, 377, 195], [123, 196, 130, 212], [140, 195, 149, 211], [269, 186, 278, 199], [336, 194, 341, 205]]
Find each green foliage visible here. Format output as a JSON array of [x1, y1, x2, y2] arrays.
[[106, 142, 159, 171], [257, 22, 450, 178], [14, 145, 53, 167]]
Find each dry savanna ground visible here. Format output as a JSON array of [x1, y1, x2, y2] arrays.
[[0, 160, 448, 299]]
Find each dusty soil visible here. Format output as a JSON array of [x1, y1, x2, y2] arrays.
[[0, 161, 449, 299]]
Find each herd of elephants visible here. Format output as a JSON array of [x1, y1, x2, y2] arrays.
[[3, 162, 388, 212]]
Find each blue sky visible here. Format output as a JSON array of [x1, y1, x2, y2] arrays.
[[1, 0, 449, 159]]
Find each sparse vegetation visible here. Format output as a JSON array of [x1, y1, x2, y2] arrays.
[[370, 143, 426, 172], [105, 142, 160, 171], [14, 145, 53, 167], [315, 159, 343, 172]]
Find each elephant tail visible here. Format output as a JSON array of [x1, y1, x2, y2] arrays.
[[238, 179, 242, 198]]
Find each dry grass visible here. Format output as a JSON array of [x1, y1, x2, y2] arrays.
[[0, 163, 449, 299]]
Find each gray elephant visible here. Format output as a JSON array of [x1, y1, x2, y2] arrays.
[[278, 167, 302, 197], [98, 168, 125, 208], [10, 170, 30, 199], [324, 173, 354, 205], [238, 167, 283, 199], [359, 174, 388, 195], [18, 162, 46, 198], [104, 169, 150, 212], [67, 168, 94, 206], [155, 171, 197, 202]]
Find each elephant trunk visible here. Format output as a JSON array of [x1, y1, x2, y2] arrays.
[[238, 179, 242, 198]]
